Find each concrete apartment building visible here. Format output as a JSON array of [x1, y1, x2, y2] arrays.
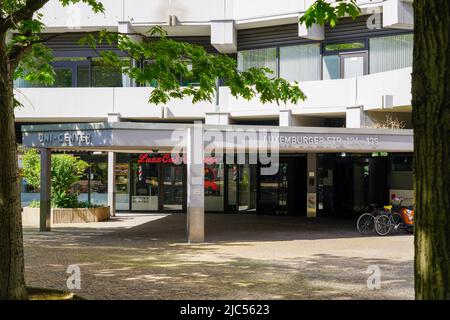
[[16, 0, 415, 241]]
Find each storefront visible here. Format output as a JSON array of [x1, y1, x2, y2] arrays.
[[21, 122, 414, 242], [39, 151, 412, 218]]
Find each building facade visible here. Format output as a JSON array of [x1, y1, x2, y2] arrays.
[[16, 0, 415, 228]]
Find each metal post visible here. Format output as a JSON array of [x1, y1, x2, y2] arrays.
[[107, 152, 116, 217], [39, 148, 51, 231]]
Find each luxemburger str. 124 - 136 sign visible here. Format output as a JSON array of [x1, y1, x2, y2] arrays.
[[261, 134, 379, 146], [38, 132, 92, 145]]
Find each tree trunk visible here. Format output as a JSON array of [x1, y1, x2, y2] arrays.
[[0, 35, 28, 300], [412, 0, 450, 300]]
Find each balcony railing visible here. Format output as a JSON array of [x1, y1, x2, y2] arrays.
[[14, 67, 412, 122]]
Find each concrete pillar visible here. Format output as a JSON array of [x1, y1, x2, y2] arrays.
[[205, 112, 230, 125], [107, 112, 121, 123], [346, 106, 365, 128], [186, 123, 205, 243], [306, 153, 317, 218], [383, 0, 414, 29], [107, 152, 116, 217], [298, 22, 324, 40], [279, 109, 292, 126], [39, 148, 51, 232], [210, 20, 237, 53]]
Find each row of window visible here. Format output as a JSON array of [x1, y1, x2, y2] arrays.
[[14, 33, 412, 88], [14, 57, 125, 88], [237, 33, 413, 81]]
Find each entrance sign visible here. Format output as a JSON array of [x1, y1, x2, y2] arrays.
[[38, 132, 92, 145], [22, 122, 413, 153]]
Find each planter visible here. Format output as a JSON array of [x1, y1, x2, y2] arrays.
[[52, 207, 110, 223], [22, 207, 41, 226], [22, 206, 110, 226]]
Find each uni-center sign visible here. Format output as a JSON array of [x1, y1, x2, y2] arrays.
[[38, 132, 92, 145]]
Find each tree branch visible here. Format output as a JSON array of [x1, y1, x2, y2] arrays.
[[0, 0, 49, 33]]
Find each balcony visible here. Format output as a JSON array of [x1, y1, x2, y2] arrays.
[[14, 67, 411, 123]]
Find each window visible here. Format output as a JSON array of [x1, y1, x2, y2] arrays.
[[91, 58, 124, 87], [205, 164, 224, 211], [369, 34, 413, 73], [237, 47, 277, 76], [324, 41, 365, 52], [322, 55, 340, 80], [14, 57, 127, 88], [279, 44, 321, 82]]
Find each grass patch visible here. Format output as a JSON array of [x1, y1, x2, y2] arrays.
[[27, 287, 84, 300]]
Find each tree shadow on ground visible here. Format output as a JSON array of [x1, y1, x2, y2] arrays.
[[23, 214, 413, 299]]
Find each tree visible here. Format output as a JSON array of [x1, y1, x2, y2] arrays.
[[411, 0, 449, 300], [22, 149, 89, 208], [0, 1, 304, 299], [301, 0, 449, 300]]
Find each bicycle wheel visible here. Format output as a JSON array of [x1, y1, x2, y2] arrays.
[[357, 213, 375, 234], [375, 214, 392, 236]]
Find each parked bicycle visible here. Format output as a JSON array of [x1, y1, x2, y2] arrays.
[[374, 197, 414, 236], [356, 204, 387, 234]]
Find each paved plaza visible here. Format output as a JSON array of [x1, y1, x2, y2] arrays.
[[23, 214, 414, 299]]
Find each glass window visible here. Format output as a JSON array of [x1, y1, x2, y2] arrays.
[[52, 68, 73, 87], [14, 67, 73, 88], [324, 41, 365, 52], [91, 58, 123, 87], [115, 163, 130, 211], [77, 64, 90, 87], [279, 44, 321, 82], [369, 34, 413, 73], [237, 47, 277, 76], [205, 164, 224, 211], [90, 162, 108, 206], [322, 55, 340, 80]]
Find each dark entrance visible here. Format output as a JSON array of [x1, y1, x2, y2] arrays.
[[224, 164, 257, 213], [257, 156, 307, 216], [320, 154, 389, 218]]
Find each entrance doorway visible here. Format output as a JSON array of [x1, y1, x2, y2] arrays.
[[225, 164, 257, 212], [130, 158, 186, 212], [257, 157, 307, 216], [161, 165, 185, 211], [333, 155, 388, 218]]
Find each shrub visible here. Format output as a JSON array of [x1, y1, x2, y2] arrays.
[[22, 149, 89, 208]]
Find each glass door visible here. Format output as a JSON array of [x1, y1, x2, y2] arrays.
[[52, 61, 90, 87], [131, 163, 159, 211], [161, 165, 185, 211], [226, 165, 238, 212], [340, 52, 368, 79], [238, 165, 251, 211]]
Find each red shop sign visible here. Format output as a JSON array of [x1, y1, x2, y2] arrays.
[[137, 153, 179, 163], [137, 153, 218, 164]]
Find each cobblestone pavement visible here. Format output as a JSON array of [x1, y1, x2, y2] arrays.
[[23, 214, 414, 300]]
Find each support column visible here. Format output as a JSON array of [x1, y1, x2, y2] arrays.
[[108, 152, 116, 217], [279, 109, 292, 126], [39, 148, 51, 231], [186, 123, 204, 243], [346, 106, 365, 128], [306, 153, 317, 218]]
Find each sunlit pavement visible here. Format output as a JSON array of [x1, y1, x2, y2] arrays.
[[23, 213, 414, 300]]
